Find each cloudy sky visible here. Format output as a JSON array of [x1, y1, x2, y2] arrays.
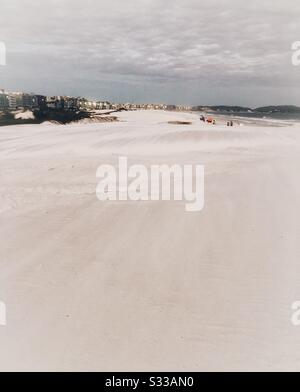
[[0, 0, 299, 106]]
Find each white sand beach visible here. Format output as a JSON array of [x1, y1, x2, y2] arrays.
[[0, 110, 300, 371]]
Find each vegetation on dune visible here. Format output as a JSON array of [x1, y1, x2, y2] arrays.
[[0, 108, 118, 126], [0, 111, 39, 126]]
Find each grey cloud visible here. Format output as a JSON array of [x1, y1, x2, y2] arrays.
[[0, 0, 299, 105]]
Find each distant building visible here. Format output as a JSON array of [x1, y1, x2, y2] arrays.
[[46, 96, 57, 109], [35, 95, 47, 109], [0, 90, 17, 110], [1, 89, 186, 114], [46, 96, 65, 110], [0, 92, 9, 110], [12, 93, 38, 109], [7, 94, 17, 110], [15, 93, 24, 108], [63, 97, 79, 111], [22, 93, 37, 109], [93, 101, 111, 110], [166, 105, 177, 111]]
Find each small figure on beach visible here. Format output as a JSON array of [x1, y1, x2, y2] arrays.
[[200, 115, 205, 122]]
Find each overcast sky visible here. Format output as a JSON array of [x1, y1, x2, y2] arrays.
[[0, 0, 299, 106]]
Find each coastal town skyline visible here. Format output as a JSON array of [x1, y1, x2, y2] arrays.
[[1, 87, 300, 112]]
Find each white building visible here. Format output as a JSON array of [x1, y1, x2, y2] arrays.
[[0, 92, 8, 110], [7, 94, 17, 110]]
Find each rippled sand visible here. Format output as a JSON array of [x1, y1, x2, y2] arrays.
[[0, 110, 300, 371]]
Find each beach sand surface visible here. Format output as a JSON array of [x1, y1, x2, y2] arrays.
[[0, 110, 300, 371]]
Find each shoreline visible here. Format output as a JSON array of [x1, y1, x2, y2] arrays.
[[1, 107, 298, 129]]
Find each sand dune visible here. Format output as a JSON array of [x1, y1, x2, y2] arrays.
[[0, 110, 300, 371]]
